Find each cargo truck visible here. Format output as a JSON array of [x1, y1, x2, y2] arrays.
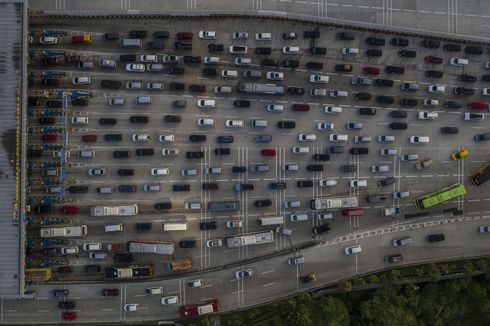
[[89, 204, 138, 217], [40, 225, 87, 238], [165, 259, 192, 271]]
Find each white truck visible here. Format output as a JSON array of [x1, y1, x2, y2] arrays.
[[381, 207, 401, 216], [310, 197, 358, 210], [40, 225, 88, 238], [89, 204, 138, 217]]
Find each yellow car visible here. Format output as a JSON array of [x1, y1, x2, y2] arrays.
[[451, 148, 469, 160]]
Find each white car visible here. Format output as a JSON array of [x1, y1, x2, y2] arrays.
[[88, 168, 106, 176], [310, 89, 327, 96], [463, 113, 484, 121], [229, 45, 248, 54], [140, 54, 158, 63], [282, 163, 299, 171], [82, 243, 102, 251], [255, 33, 272, 40], [88, 252, 107, 260], [71, 117, 88, 124], [132, 134, 150, 142], [206, 239, 223, 248], [266, 71, 284, 81], [342, 47, 359, 55], [161, 295, 179, 305], [449, 58, 468, 66], [39, 36, 57, 44], [371, 165, 389, 173], [292, 146, 309, 154], [198, 31, 217, 39], [188, 279, 203, 287], [318, 122, 334, 130], [233, 32, 248, 39], [377, 135, 395, 143], [234, 57, 251, 65], [151, 168, 169, 176], [418, 111, 438, 120], [266, 104, 284, 112], [350, 180, 367, 187], [162, 55, 182, 63], [61, 246, 79, 255], [72, 76, 91, 85], [161, 148, 180, 156], [410, 136, 430, 144], [428, 85, 445, 93], [393, 191, 410, 199], [309, 75, 329, 83], [354, 136, 371, 143], [124, 303, 139, 312], [159, 135, 175, 142], [319, 179, 337, 187], [207, 167, 222, 175], [125, 63, 145, 72], [344, 245, 362, 255], [197, 118, 215, 126], [221, 70, 238, 78], [298, 134, 317, 142], [197, 99, 216, 108], [423, 99, 439, 107], [146, 63, 164, 71], [329, 134, 348, 142], [204, 56, 220, 64], [283, 46, 300, 54], [225, 119, 244, 128], [235, 269, 253, 279], [324, 106, 342, 114], [147, 82, 163, 90]]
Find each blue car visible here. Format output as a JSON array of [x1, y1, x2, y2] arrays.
[[118, 185, 137, 193]]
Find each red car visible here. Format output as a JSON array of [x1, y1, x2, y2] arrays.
[[292, 103, 310, 111], [42, 57, 60, 65], [467, 101, 486, 110], [61, 206, 79, 214], [343, 208, 365, 217], [42, 134, 57, 142], [57, 266, 74, 274], [82, 134, 97, 142], [424, 55, 443, 64], [362, 66, 380, 75], [202, 183, 219, 190], [63, 311, 77, 321], [176, 32, 193, 40], [261, 149, 276, 157]]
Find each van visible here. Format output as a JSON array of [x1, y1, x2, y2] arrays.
[[146, 286, 163, 295], [121, 38, 142, 48], [290, 213, 308, 222], [221, 70, 238, 78], [79, 150, 95, 158], [257, 216, 284, 226], [197, 99, 216, 108], [214, 86, 232, 94], [105, 224, 123, 232], [136, 96, 151, 104], [252, 119, 268, 128], [24, 291, 37, 299], [163, 223, 188, 231], [97, 187, 113, 194], [449, 58, 468, 66]]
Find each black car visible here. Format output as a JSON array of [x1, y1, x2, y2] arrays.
[[306, 164, 323, 172], [38, 117, 55, 125], [119, 54, 137, 62], [43, 248, 58, 256], [58, 301, 76, 309], [113, 150, 131, 158], [235, 183, 254, 191], [174, 41, 192, 50], [349, 148, 369, 155], [281, 59, 299, 68], [465, 46, 483, 55], [184, 55, 201, 63], [154, 202, 172, 210], [390, 110, 407, 118], [443, 43, 461, 51], [214, 148, 231, 155], [385, 65, 405, 74], [389, 122, 408, 130], [46, 100, 62, 108], [135, 223, 152, 231], [189, 134, 206, 142], [278, 120, 295, 129], [313, 153, 330, 161], [189, 84, 206, 92], [71, 98, 88, 106], [270, 182, 287, 190], [99, 118, 117, 125], [129, 115, 150, 123], [287, 87, 305, 95], [384, 254, 403, 264], [441, 126, 459, 134], [390, 37, 409, 46], [426, 234, 445, 242], [366, 49, 382, 57], [377, 177, 397, 188], [85, 265, 101, 274], [172, 100, 187, 108], [153, 31, 170, 38], [136, 148, 154, 156], [208, 43, 224, 52], [28, 149, 42, 158], [425, 70, 443, 78], [376, 96, 394, 104], [113, 253, 134, 263], [367, 194, 387, 203], [217, 135, 234, 143], [444, 100, 463, 108], [169, 82, 185, 91], [398, 49, 416, 57], [359, 107, 377, 115], [255, 47, 271, 54], [310, 47, 327, 55], [454, 87, 475, 95], [297, 180, 313, 188], [186, 151, 204, 159], [68, 185, 88, 193], [104, 134, 122, 141], [261, 58, 279, 67], [163, 115, 181, 123], [166, 66, 185, 75], [254, 199, 272, 208], [330, 146, 344, 154], [147, 41, 164, 49], [355, 92, 372, 100], [179, 240, 197, 248], [304, 30, 320, 38], [312, 224, 330, 236], [104, 32, 120, 40], [421, 39, 440, 48], [375, 79, 394, 87], [475, 133, 490, 142], [399, 98, 418, 106], [200, 222, 217, 230], [482, 75, 490, 82], [36, 204, 52, 214], [336, 32, 355, 40], [173, 184, 190, 191], [234, 100, 250, 108], [232, 166, 246, 173], [102, 289, 120, 297], [28, 97, 41, 106], [458, 74, 477, 82], [101, 80, 122, 89], [129, 30, 147, 38], [117, 169, 134, 176], [42, 78, 60, 86], [306, 61, 323, 69], [365, 37, 385, 46]]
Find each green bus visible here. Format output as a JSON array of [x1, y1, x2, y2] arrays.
[[414, 183, 466, 209]]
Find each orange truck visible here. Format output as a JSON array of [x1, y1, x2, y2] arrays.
[[165, 259, 192, 271]]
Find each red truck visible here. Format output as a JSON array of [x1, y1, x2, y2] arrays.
[[180, 299, 219, 317]]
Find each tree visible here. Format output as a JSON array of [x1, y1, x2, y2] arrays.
[[189, 317, 213, 326], [369, 274, 380, 284], [286, 302, 313, 326], [438, 263, 451, 275], [315, 296, 350, 326], [475, 259, 488, 271], [463, 260, 475, 274], [426, 263, 441, 281], [338, 280, 352, 292], [352, 277, 366, 287]]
